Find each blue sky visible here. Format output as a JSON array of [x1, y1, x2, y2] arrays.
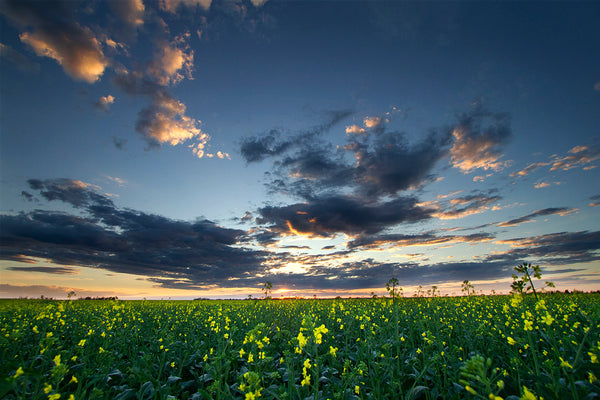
[[1, 0, 599, 299]]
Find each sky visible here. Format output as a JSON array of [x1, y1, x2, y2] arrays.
[[0, 0, 599, 299]]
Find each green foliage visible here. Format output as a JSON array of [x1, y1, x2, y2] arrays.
[[511, 263, 555, 300]]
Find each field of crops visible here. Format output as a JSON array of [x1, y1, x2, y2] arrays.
[[1, 294, 599, 400]]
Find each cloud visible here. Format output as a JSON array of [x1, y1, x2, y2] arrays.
[[590, 195, 600, 207], [240, 110, 353, 164], [550, 145, 600, 172], [95, 95, 115, 111], [432, 191, 502, 220], [510, 162, 549, 178], [147, 34, 194, 86], [7, 266, 78, 274], [449, 109, 511, 173], [113, 60, 213, 155], [0, 42, 39, 71], [347, 232, 494, 250], [491, 230, 600, 265], [160, 0, 213, 13], [497, 207, 576, 227], [107, 0, 145, 28], [27, 178, 111, 208], [250, 0, 269, 7], [256, 195, 433, 238], [112, 136, 128, 150], [1, 178, 270, 287], [2, 0, 110, 83], [136, 91, 208, 147]]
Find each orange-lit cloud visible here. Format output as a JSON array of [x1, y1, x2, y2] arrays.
[[148, 34, 194, 86], [20, 28, 108, 83], [160, 0, 212, 13]]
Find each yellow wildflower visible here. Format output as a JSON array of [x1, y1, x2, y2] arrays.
[[507, 337, 517, 346]]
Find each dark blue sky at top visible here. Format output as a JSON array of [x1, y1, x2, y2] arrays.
[[0, 0, 599, 298]]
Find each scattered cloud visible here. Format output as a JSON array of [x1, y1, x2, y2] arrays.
[[0, 42, 39, 71], [347, 232, 494, 250], [432, 191, 502, 220], [95, 94, 115, 111], [136, 91, 208, 147], [107, 0, 145, 28], [7, 265, 78, 274], [491, 230, 600, 265], [550, 145, 600, 172], [160, 0, 213, 13], [147, 34, 194, 86], [497, 207, 576, 227], [589, 195, 600, 207], [0, 178, 270, 287], [112, 136, 128, 150], [256, 195, 433, 238], [510, 162, 549, 178], [449, 109, 511, 173], [1, 0, 110, 83]]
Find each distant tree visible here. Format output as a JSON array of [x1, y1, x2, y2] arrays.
[[262, 281, 272, 299], [462, 280, 474, 296], [67, 290, 76, 300], [371, 291, 377, 299], [386, 278, 400, 303]]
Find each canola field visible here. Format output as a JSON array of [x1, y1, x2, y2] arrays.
[[1, 294, 599, 400]]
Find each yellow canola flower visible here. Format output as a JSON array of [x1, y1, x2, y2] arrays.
[[53, 354, 61, 366], [33, 326, 39, 334], [540, 313, 554, 326], [48, 394, 61, 400], [589, 352, 598, 364], [13, 367, 24, 379], [489, 394, 503, 400], [354, 385, 360, 395], [559, 357, 573, 369], [329, 346, 337, 357], [520, 386, 538, 400], [301, 375, 311, 386], [589, 372, 597, 384], [69, 375, 78, 384], [507, 337, 517, 346], [247, 352, 254, 363], [239, 348, 246, 358], [43, 383, 52, 394], [303, 358, 311, 369]]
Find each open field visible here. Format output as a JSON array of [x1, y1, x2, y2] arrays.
[[1, 294, 599, 399]]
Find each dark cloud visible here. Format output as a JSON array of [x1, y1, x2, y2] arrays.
[[112, 136, 128, 150], [490, 230, 600, 265], [497, 207, 575, 227], [449, 108, 511, 173], [347, 232, 494, 249], [239, 109, 353, 164], [434, 191, 502, 220], [1, 179, 270, 286], [7, 266, 77, 274], [27, 178, 114, 209], [256, 195, 433, 238]]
